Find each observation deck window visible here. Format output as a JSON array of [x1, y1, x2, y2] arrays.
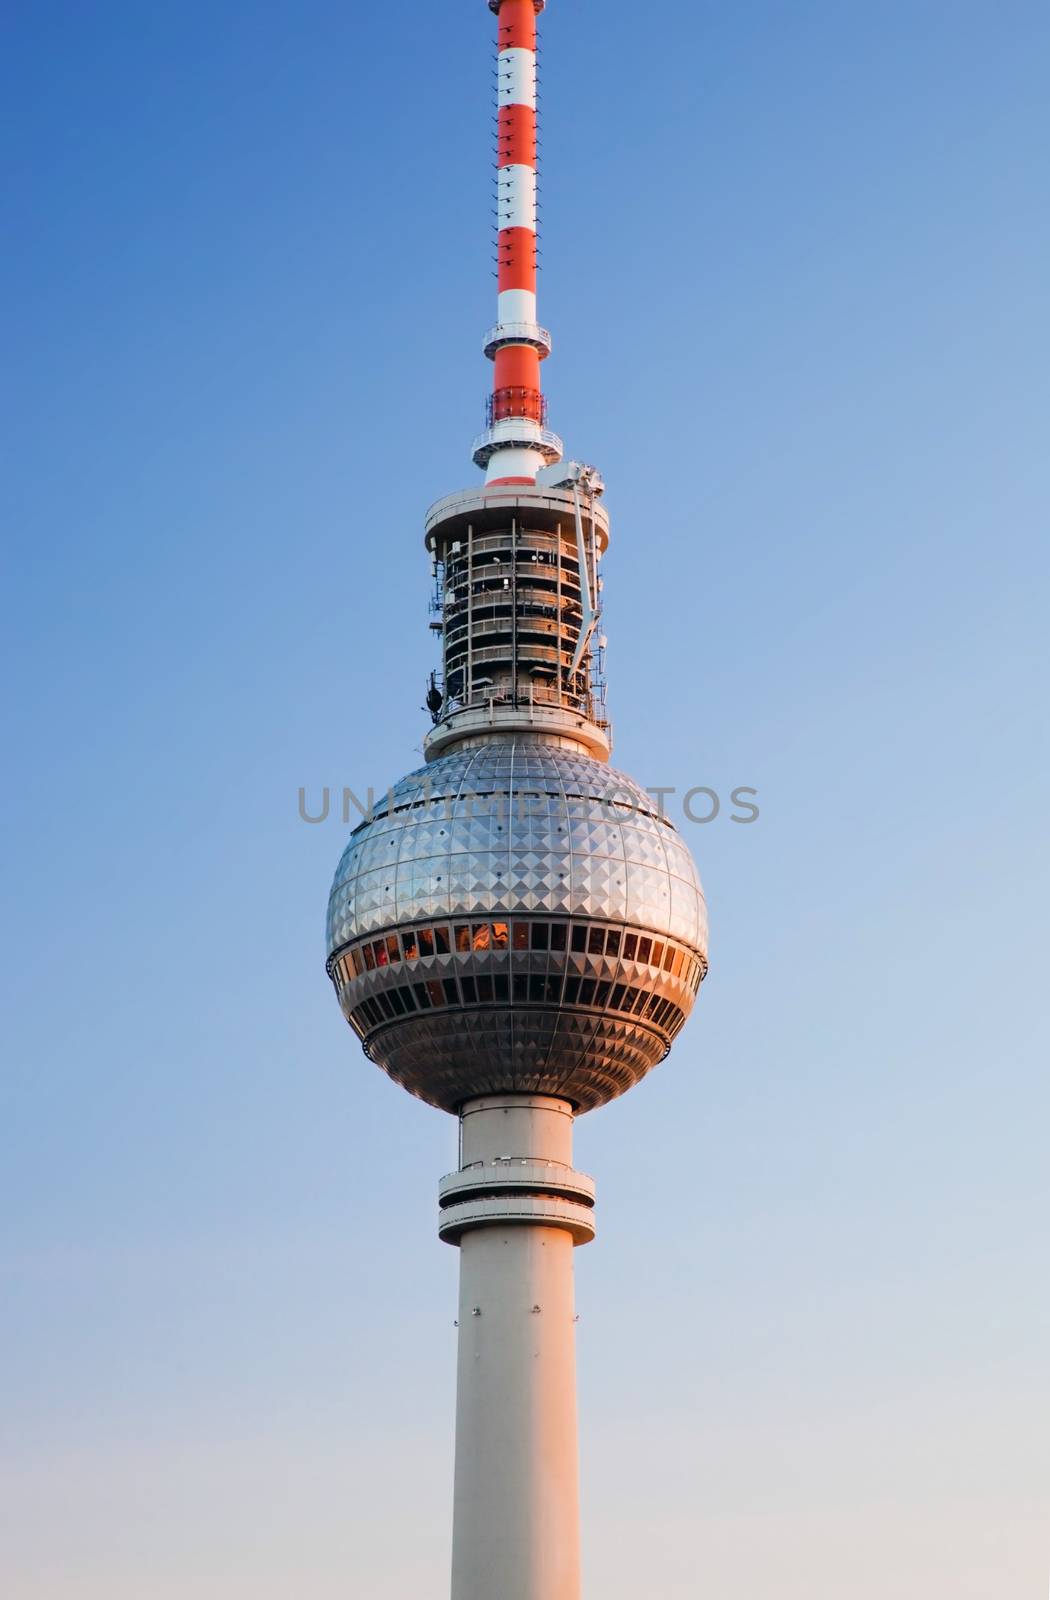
[[337, 916, 706, 1047]]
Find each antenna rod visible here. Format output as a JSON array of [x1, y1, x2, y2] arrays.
[[474, 0, 562, 486]]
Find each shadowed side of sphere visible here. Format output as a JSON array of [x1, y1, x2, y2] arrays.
[[364, 1008, 671, 1113], [325, 744, 708, 1113]]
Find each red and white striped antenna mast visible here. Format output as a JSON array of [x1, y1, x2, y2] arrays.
[[473, 0, 563, 485]]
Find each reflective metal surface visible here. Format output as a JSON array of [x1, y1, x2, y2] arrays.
[[326, 744, 707, 1113], [327, 745, 705, 950]]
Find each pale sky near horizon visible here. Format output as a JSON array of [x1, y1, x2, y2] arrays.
[[3, 1, 1048, 1596]]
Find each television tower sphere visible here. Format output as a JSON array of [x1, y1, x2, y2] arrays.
[[326, 743, 708, 1113]]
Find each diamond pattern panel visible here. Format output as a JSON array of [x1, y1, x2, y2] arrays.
[[326, 745, 707, 974]]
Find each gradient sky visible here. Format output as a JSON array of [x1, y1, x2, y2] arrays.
[[3, 2, 1048, 1596]]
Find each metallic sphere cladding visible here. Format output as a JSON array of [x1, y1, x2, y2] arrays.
[[326, 744, 708, 1113]]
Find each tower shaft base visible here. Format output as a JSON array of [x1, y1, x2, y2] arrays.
[[445, 1096, 590, 1600]]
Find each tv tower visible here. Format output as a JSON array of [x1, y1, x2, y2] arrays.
[[325, 4, 708, 1596]]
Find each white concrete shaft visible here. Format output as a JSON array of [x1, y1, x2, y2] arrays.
[[485, 445, 548, 482], [452, 1228, 581, 1600], [450, 1097, 584, 1600], [460, 1093, 574, 1166]]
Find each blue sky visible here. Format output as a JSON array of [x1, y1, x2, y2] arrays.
[[3, 2, 1048, 1595]]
